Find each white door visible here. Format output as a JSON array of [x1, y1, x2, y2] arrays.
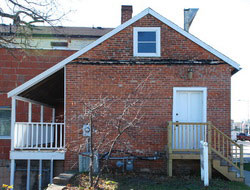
[[173, 88, 206, 149]]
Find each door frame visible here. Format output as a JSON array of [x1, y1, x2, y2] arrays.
[[172, 87, 207, 123]]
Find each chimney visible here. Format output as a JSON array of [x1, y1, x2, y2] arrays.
[[121, 5, 133, 24], [184, 8, 199, 32]]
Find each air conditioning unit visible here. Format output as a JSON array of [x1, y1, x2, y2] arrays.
[[79, 152, 99, 174]]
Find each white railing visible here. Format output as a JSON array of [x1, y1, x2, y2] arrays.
[[14, 122, 65, 150], [170, 122, 207, 150]]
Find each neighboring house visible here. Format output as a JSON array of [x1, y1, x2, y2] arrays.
[[0, 25, 112, 50], [233, 121, 250, 134], [0, 25, 112, 186], [6, 5, 244, 189]]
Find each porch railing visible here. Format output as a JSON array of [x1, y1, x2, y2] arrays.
[[168, 122, 207, 151], [208, 123, 244, 177], [167, 121, 244, 178], [14, 122, 65, 150]]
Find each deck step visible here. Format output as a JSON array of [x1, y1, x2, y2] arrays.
[[212, 159, 244, 182], [53, 172, 76, 186]]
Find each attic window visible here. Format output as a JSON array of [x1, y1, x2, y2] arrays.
[[51, 42, 68, 49], [133, 27, 160, 57]]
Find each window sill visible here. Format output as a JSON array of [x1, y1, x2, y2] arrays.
[[0, 136, 11, 140], [133, 53, 161, 57]]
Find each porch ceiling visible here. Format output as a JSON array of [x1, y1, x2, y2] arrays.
[[19, 69, 64, 107]]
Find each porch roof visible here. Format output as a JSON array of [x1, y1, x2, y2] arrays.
[[17, 69, 64, 107]]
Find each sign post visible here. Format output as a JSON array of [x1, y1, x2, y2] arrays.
[[200, 141, 209, 186]]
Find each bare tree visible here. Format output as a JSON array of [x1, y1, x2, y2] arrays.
[[66, 74, 152, 188], [0, 0, 68, 48]]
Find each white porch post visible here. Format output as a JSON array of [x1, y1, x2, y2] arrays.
[[39, 159, 42, 190], [11, 97, 16, 150], [10, 97, 16, 188], [41, 106, 44, 122], [52, 108, 55, 123], [28, 103, 32, 122], [50, 159, 54, 184], [26, 159, 31, 190], [10, 159, 15, 187]]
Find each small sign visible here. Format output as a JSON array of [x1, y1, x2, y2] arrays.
[[83, 124, 91, 137]]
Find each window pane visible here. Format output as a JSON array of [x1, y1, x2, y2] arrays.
[[138, 32, 156, 41], [0, 110, 11, 136], [138, 43, 156, 53]]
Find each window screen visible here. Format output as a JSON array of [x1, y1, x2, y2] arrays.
[[0, 110, 11, 137]]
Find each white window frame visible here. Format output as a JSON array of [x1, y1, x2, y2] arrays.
[[133, 27, 161, 57], [0, 107, 11, 139]]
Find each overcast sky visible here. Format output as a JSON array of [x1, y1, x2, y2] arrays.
[[58, 0, 250, 122]]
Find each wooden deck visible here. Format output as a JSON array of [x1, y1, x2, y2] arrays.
[[167, 121, 244, 182]]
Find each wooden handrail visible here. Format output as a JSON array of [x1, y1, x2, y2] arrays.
[[172, 122, 208, 125], [210, 124, 240, 148], [208, 123, 244, 178]]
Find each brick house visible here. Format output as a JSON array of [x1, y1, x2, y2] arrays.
[[7, 5, 244, 189], [0, 25, 111, 187]]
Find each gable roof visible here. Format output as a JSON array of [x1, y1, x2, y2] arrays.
[[8, 7, 241, 98]]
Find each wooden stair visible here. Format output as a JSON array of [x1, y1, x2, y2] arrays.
[[167, 122, 245, 182], [213, 159, 244, 182]]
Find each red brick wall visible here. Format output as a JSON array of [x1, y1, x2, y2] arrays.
[[63, 14, 233, 171], [65, 63, 231, 171], [80, 14, 220, 61], [63, 14, 233, 172], [0, 48, 75, 159]]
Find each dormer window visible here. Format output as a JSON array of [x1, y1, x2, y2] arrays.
[[133, 27, 160, 57]]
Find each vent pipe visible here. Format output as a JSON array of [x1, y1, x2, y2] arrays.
[[184, 8, 199, 32]]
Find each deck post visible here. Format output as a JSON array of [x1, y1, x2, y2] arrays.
[[240, 144, 244, 178], [10, 159, 15, 187], [39, 159, 42, 190], [28, 103, 32, 122], [40, 106, 44, 122], [52, 108, 55, 123], [26, 159, 31, 190], [207, 122, 212, 179], [11, 97, 16, 151], [50, 159, 54, 184], [167, 121, 173, 177]]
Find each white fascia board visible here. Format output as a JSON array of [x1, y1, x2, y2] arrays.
[[10, 151, 65, 160], [148, 9, 240, 70], [7, 8, 151, 98]]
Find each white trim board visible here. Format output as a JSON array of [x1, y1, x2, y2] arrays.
[[10, 151, 65, 160], [8, 8, 240, 98]]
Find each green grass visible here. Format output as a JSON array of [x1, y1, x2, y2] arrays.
[[237, 163, 250, 172], [244, 163, 250, 171], [70, 173, 250, 190]]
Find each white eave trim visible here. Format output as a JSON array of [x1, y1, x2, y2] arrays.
[[148, 9, 240, 70], [8, 8, 240, 98]]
